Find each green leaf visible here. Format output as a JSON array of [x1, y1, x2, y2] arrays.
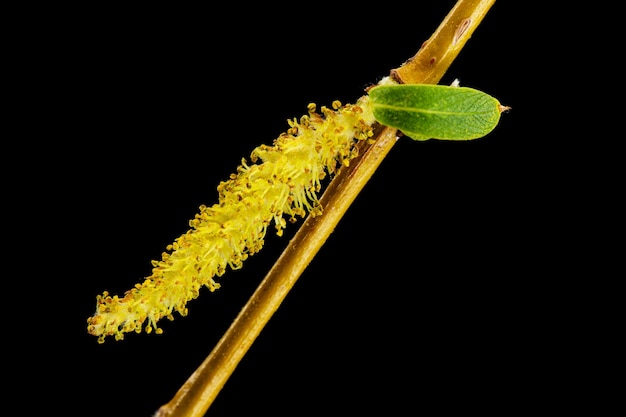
[[368, 84, 506, 141]]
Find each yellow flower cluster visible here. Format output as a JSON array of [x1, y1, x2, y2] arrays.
[[87, 97, 376, 343]]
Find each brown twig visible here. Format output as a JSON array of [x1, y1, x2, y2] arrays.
[[156, 1, 496, 415]]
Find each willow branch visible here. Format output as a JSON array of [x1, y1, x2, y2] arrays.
[[156, 1, 496, 416]]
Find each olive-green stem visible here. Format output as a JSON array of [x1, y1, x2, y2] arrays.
[[156, 1, 496, 416]]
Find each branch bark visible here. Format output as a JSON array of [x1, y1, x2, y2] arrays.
[[156, 1, 496, 416]]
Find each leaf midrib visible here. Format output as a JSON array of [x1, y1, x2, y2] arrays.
[[373, 102, 488, 116]]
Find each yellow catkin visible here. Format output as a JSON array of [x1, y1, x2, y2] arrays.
[[87, 96, 376, 343]]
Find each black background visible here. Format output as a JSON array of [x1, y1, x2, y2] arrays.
[[19, 2, 605, 416]]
